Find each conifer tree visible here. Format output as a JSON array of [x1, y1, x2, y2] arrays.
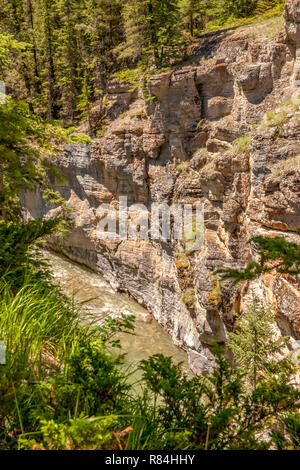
[[143, 0, 181, 66], [76, 71, 93, 134], [116, 0, 146, 63], [25, 0, 41, 96], [228, 296, 289, 390], [120, 0, 181, 67], [55, 0, 83, 120], [207, 0, 257, 22], [0, 0, 286, 120], [41, 0, 60, 119], [215, 235, 300, 283], [179, 0, 206, 37], [79, 0, 124, 112]]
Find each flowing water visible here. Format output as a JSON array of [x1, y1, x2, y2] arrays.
[[43, 251, 190, 375]]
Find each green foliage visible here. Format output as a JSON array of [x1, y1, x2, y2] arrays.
[[176, 161, 190, 172], [0, 275, 131, 448], [33, 339, 130, 422], [76, 71, 93, 132], [0, 97, 89, 218], [0, 255, 299, 450], [271, 413, 300, 450], [207, 0, 257, 21], [0, 220, 137, 449], [0, 33, 28, 69], [0, 279, 81, 375], [254, 0, 285, 16], [179, 0, 207, 37], [0, 218, 61, 288], [271, 154, 300, 176], [182, 287, 196, 307], [0, 0, 285, 121], [19, 416, 120, 450], [0, 0, 298, 452], [208, 278, 222, 304], [228, 295, 289, 390], [138, 345, 300, 449], [112, 68, 141, 88], [215, 235, 300, 283], [97, 313, 136, 350], [175, 251, 190, 270], [265, 109, 288, 127], [205, 0, 284, 29], [234, 134, 251, 153], [112, 66, 157, 104]]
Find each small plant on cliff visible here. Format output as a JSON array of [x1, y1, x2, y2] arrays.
[[233, 134, 251, 153], [271, 154, 300, 176], [112, 68, 141, 91], [265, 109, 288, 128], [175, 251, 190, 270], [176, 161, 190, 173], [182, 287, 196, 307], [120, 0, 182, 68], [129, 109, 148, 119], [76, 72, 93, 134], [208, 277, 222, 305], [228, 295, 289, 390]]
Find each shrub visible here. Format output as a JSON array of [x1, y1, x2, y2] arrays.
[[271, 154, 300, 176], [234, 134, 251, 153], [175, 252, 190, 270], [182, 287, 196, 307], [176, 161, 190, 173], [139, 345, 300, 450], [265, 109, 288, 127], [0, 218, 61, 289], [208, 278, 222, 305], [129, 109, 147, 119], [0, 281, 133, 448], [19, 416, 120, 450], [112, 68, 140, 88]]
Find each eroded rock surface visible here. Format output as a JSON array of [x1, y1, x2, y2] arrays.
[[22, 4, 300, 374]]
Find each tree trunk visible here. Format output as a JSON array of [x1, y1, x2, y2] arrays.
[[148, 1, 159, 64], [44, 0, 59, 120], [26, 0, 41, 95], [190, 13, 194, 37]]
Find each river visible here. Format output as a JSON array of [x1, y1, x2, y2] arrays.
[[43, 251, 190, 375]]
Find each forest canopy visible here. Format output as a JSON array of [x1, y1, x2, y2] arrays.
[[0, 1, 285, 123]]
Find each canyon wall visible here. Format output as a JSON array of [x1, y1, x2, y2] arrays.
[[22, 3, 300, 374]]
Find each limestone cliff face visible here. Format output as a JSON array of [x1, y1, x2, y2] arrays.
[[284, 0, 300, 84], [22, 3, 300, 374]]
